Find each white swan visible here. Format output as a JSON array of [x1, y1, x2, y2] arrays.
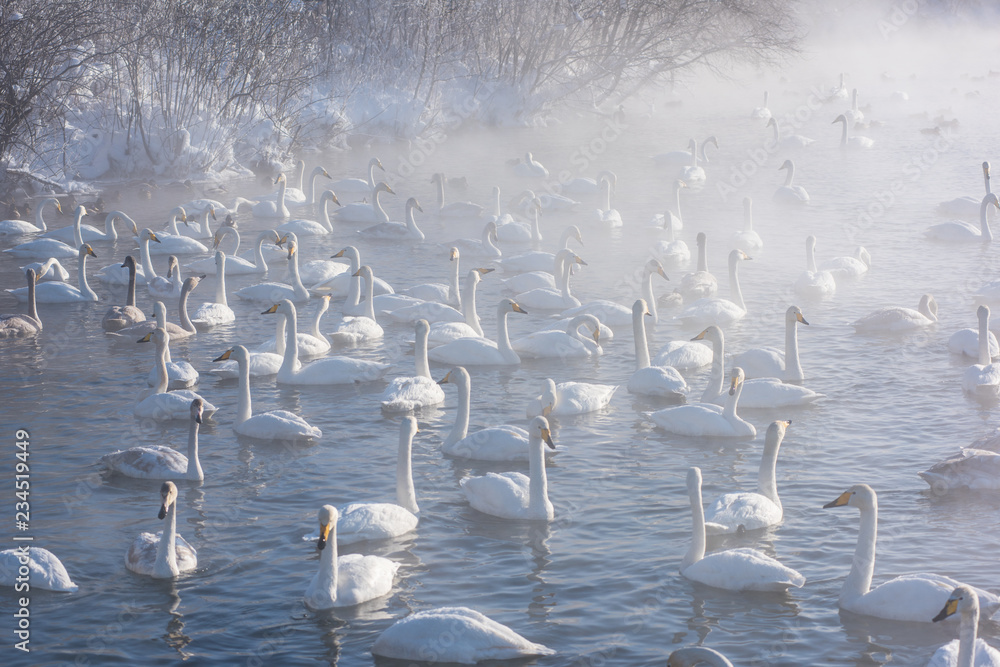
[[0, 546, 77, 592], [823, 484, 999, 621], [431, 172, 484, 218], [186, 226, 275, 275], [501, 246, 584, 293], [950, 305, 1000, 359], [21, 257, 70, 281], [627, 299, 688, 399], [938, 162, 991, 219], [733, 196, 763, 253], [653, 197, 691, 268], [844, 88, 865, 124], [0, 270, 41, 338], [652, 333, 713, 372], [513, 314, 602, 359], [751, 91, 771, 120], [101, 256, 145, 332], [360, 196, 424, 241], [795, 235, 836, 298], [43, 209, 137, 244], [265, 300, 389, 385], [141, 315, 199, 389], [461, 416, 555, 520], [819, 246, 871, 279], [495, 190, 541, 244], [732, 305, 809, 380], [328, 266, 384, 345], [175, 205, 217, 240], [234, 232, 309, 302], [215, 345, 321, 441], [107, 227, 159, 288], [774, 159, 810, 204], [334, 181, 394, 225], [962, 305, 1000, 397], [497, 225, 584, 274], [402, 247, 462, 305], [526, 377, 616, 417], [513, 151, 549, 179], [191, 252, 236, 327], [211, 343, 288, 380], [254, 295, 331, 357], [308, 245, 394, 297], [703, 420, 790, 534], [102, 399, 205, 479], [650, 179, 687, 232], [668, 647, 734, 667], [252, 173, 290, 219], [438, 367, 546, 461], [650, 368, 754, 437], [677, 250, 751, 328], [147, 255, 184, 301], [7, 243, 97, 303], [305, 417, 420, 546], [514, 248, 583, 310], [134, 328, 217, 421], [678, 232, 717, 300], [452, 220, 501, 259], [833, 113, 874, 149], [592, 174, 622, 227], [426, 272, 489, 346], [0, 197, 61, 235], [853, 294, 938, 333], [388, 268, 490, 326], [381, 320, 446, 412], [372, 607, 554, 663], [277, 189, 340, 236], [766, 117, 814, 150], [330, 157, 384, 197], [149, 207, 208, 254], [929, 586, 1000, 667], [303, 505, 398, 609], [681, 467, 804, 591], [3, 204, 86, 258], [926, 193, 999, 242], [427, 299, 526, 366], [264, 162, 332, 205], [125, 481, 198, 578], [920, 448, 1000, 493]]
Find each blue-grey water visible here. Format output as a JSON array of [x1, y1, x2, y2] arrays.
[[3, 57, 1000, 666]]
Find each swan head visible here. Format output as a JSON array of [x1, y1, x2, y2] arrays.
[[430, 172, 443, 184], [984, 192, 1000, 210], [120, 255, 137, 271], [933, 585, 978, 623], [401, 415, 419, 441], [687, 138, 697, 150], [262, 299, 296, 320], [598, 171, 618, 192], [778, 159, 793, 171], [182, 276, 203, 296], [704, 135, 719, 150], [918, 293, 938, 320], [76, 243, 96, 259], [743, 196, 752, 210], [165, 255, 181, 278], [374, 181, 395, 195], [415, 319, 430, 339], [645, 259, 668, 280], [787, 305, 809, 325], [214, 344, 249, 365], [316, 505, 338, 550], [25, 268, 38, 284], [371, 157, 385, 172], [321, 189, 342, 207], [538, 379, 558, 416], [832, 114, 848, 125], [686, 466, 703, 493], [138, 327, 169, 348], [406, 197, 423, 213], [141, 228, 162, 244], [633, 298, 651, 318], [696, 232, 706, 247], [274, 173, 286, 185], [728, 367, 745, 395], [673, 179, 688, 193], [983, 161, 990, 175], [823, 483, 876, 510], [437, 366, 470, 387], [214, 250, 226, 267], [502, 298, 528, 315], [352, 265, 374, 281], [806, 235, 817, 251], [169, 206, 187, 222], [529, 415, 556, 450], [449, 247, 459, 261], [729, 249, 751, 265], [856, 246, 872, 268], [158, 481, 178, 520], [691, 325, 722, 343], [189, 398, 204, 424], [74, 204, 88, 219], [767, 117, 778, 129], [979, 305, 990, 324], [331, 246, 359, 262], [767, 419, 791, 443]]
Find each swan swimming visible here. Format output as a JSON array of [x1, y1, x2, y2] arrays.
[[731, 305, 809, 381], [929, 586, 1000, 667], [627, 299, 687, 399], [852, 294, 937, 333], [380, 320, 446, 412], [102, 399, 205, 479], [0, 546, 77, 592], [795, 235, 836, 298], [125, 481, 198, 578], [526, 377, 617, 417], [649, 368, 755, 437]]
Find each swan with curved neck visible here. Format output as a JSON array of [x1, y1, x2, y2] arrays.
[[833, 113, 874, 149], [9, 243, 97, 303], [0, 269, 42, 337], [514, 248, 584, 310], [627, 299, 688, 398], [101, 255, 145, 331], [732, 305, 808, 381], [823, 484, 1000, 621], [125, 481, 198, 578], [774, 159, 810, 204], [649, 367, 754, 437], [431, 172, 485, 218], [796, 235, 836, 298], [234, 232, 309, 302], [303, 504, 399, 609], [0, 197, 61, 234], [252, 173, 290, 218], [513, 313, 602, 359], [930, 586, 1000, 667], [681, 466, 804, 591], [961, 305, 1000, 397], [44, 209, 137, 243], [427, 299, 526, 366], [278, 190, 340, 236], [678, 250, 750, 328], [703, 420, 790, 534], [334, 181, 395, 224], [360, 196, 424, 240], [852, 293, 938, 332], [751, 90, 770, 120], [926, 192, 999, 242], [331, 157, 385, 197], [460, 416, 555, 520], [526, 377, 617, 418], [101, 399, 204, 480], [1, 205, 86, 258], [380, 320, 446, 412], [733, 196, 763, 252]]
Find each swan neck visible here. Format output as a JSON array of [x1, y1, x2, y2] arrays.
[[683, 481, 706, 569], [979, 310, 991, 366], [496, 306, 518, 363], [373, 189, 387, 222], [785, 316, 804, 381], [744, 201, 754, 232], [674, 185, 683, 225], [531, 206, 541, 242], [363, 274, 376, 322], [316, 520, 339, 600], [784, 164, 794, 187], [463, 276, 483, 336], [806, 241, 818, 273], [840, 119, 848, 146], [397, 430, 419, 514], [843, 502, 877, 601], [757, 435, 781, 506], [26, 276, 38, 324], [73, 210, 84, 248], [153, 338, 169, 394], [35, 203, 48, 231], [126, 261, 137, 307], [187, 412, 203, 480], [483, 227, 499, 254], [368, 162, 377, 190], [346, 254, 361, 306], [558, 253, 574, 301], [450, 257, 461, 309], [154, 501, 178, 577], [281, 310, 299, 376], [276, 178, 286, 207], [252, 231, 267, 271], [729, 259, 746, 311], [702, 332, 725, 402], [633, 308, 651, 370], [528, 432, 549, 515], [957, 605, 979, 667], [415, 328, 431, 379], [723, 381, 741, 420], [641, 271, 657, 323], [179, 286, 196, 333], [446, 374, 471, 446], [980, 195, 993, 242], [237, 354, 252, 426], [771, 120, 779, 143], [308, 170, 320, 205], [140, 236, 157, 280], [216, 259, 227, 306], [697, 239, 708, 273], [435, 178, 445, 207], [289, 248, 307, 299], [320, 196, 333, 231], [603, 179, 612, 211], [274, 316, 286, 356]]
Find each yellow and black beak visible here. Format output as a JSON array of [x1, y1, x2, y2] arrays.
[[476, 267, 494, 275], [575, 255, 588, 267], [213, 349, 233, 362], [823, 490, 852, 509], [150, 232, 162, 243], [138, 331, 153, 343], [541, 427, 556, 450], [414, 200, 423, 213], [728, 374, 741, 396], [317, 521, 332, 550], [592, 328, 600, 344], [262, 304, 280, 315], [275, 234, 288, 248], [511, 301, 528, 314], [932, 596, 959, 623], [331, 249, 345, 258], [385, 185, 396, 195], [691, 329, 709, 341], [352, 268, 362, 277], [797, 312, 810, 325], [542, 404, 553, 417], [55, 202, 63, 213], [287, 245, 296, 258], [437, 371, 451, 385], [84, 245, 97, 258], [658, 267, 669, 279]]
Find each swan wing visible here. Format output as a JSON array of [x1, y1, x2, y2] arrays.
[[684, 548, 804, 591], [337, 502, 418, 544], [380, 376, 446, 412], [236, 410, 322, 441], [461, 472, 531, 518], [101, 445, 188, 479], [731, 348, 784, 379], [628, 366, 687, 398], [0, 547, 77, 592], [444, 426, 530, 461], [334, 554, 398, 606], [653, 341, 713, 371], [919, 448, 1000, 492], [705, 492, 782, 533]]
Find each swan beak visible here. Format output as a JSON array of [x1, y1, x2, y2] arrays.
[[212, 232, 222, 248], [157, 503, 168, 520], [511, 301, 528, 314], [797, 313, 810, 325], [331, 193, 342, 206], [449, 248, 459, 261], [55, 201, 62, 213], [414, 200, 423, 213], [678, 181, 688, 189], [209, 207, 217, 220], [933, 596, 960, 623], [575, 255, 588, 266], [658, 267, 669, 280], [287, 245, 296, 258], [475, 267, 494, 275], [376, 160, 385, 171], [386, 185, 396, 195], [823, 490, 852, 509], [742, 252, 753, 260], [317, 522, 331, 550], [85, 245, 97, 258], [351, 268, 362, 277], [728, 374, 741, 395], [541, 427, 556, 450], [213, 349, 233, 362], [323, 170, 332, 179], [331, 249, 345, 258], [195, 410, 203, 425], [138, 332, 153, 343], [593, 328, 600, 344], [542, 404, 553, 417], [691, 329, 708, 341], [437, 371, 452, 385], [150, 232, 161, 243], [262, 304, 280, 315]]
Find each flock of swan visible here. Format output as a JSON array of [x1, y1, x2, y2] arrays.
[[1, 70, 999, 665]]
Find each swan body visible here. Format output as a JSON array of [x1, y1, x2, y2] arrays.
[[102, 256, 146, 332], [252, 173, 290, 218], [148, 208, 209, 254], [526, 378, 617, 417], [920, 448, 1000, 492], [498, 225, 583, 274], [733, 196, 763, 253], [751, 91, 771, 120], [21, 257, 70, 282], [461, 416, 555, 520], [8, 243, 98, 303], [277, 189, 339, 236], [928, 586, 1000, 667], [310, 245, 394, 297], [191, 252, 236, 327], [650, 368, 754, 437], [451, 220, 501, 259], [303, 505, 398, 609], [833, 113, 874, 149], [43, 209, 137, 244], [678, 232, 717, 300], [330, 157, 384, 196], [133, 328, 217, 421], [432, 173, 484, 218], [0, 269, 42, 337], [653, 199, 691, 267], [732, 306, 809, 380], [703, 420, 789, 534], [381, 320, 446, 412], [592, 174, 622, 227], [682, 467, 804, 592], [823, 484, 1000, 621], [513, 314, 602, 359], [668, 647, 734, 667], [372, 607, 554, 664], [147, 255, 183, 300], [926, 193, 999, 242], [853, 294, 938, 333], [937, 162, 991, 219], [797, 235, 836, 298], [334, 181, 394, 224], [391, 268, 489, 326], [2, 205, 87, 258], [628, 299, 688, 399], [0, 197, 61, 235], [329, 267, 384, 345], [254, 296, 331, 357], [961, 306, 1000, 397], [774, 159, 810, 204], [650, 179, 687, 232], [677, 250, 751, 328], [0, 547, 77, 592], [125, 482, 197, 578], [513, 151, 548, 179], [235, 232, 310, 302], [360, 196, 425, 241], [766, 117, 815, 151], [174, 206, 217, 239], [514, 248, 584, 310], [652, 340, 713, 371], [266, 300, 389, 385], [428, 299, 527, 366], [102, 399, 205, 479], [819, 246, 871, 279]]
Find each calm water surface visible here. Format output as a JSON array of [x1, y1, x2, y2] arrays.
[[3, 61, 1000, 666]]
